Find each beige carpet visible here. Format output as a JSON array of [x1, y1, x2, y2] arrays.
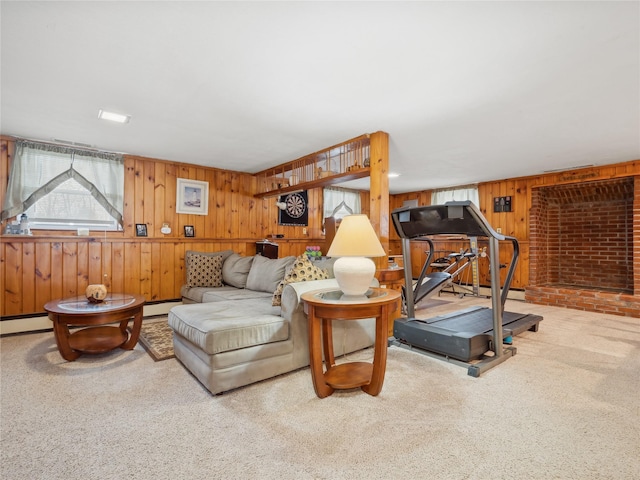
[[1, 297, 639, 479], [415, 296, 452, 309]]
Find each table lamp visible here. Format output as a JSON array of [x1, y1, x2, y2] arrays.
[[326, 214, 386, 297]]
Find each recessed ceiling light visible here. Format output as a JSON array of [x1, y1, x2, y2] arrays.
[[388, 172, 401, 178], [98, 109, 131, 123]]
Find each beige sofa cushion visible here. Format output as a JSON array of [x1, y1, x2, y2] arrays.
[[222, 253, 254, 288], [202, 289, 272, 303], [181, 286, 274, 303], [245, 255, 295, 293], [168, 301, 287, 355]]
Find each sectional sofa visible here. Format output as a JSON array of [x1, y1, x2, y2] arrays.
[[168, 250, 376, 395]]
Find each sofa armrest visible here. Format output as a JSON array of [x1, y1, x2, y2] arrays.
[[280, 276, 380, 321], [280, 278, 340, 321]]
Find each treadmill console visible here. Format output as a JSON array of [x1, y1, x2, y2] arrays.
[[392, 201, 503, 240]]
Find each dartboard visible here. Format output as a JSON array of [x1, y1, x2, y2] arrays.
[[285, 193, 306, 218]]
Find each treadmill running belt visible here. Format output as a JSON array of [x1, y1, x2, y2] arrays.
[[418, 307, 534, 334], [394, 307, 543, 362]]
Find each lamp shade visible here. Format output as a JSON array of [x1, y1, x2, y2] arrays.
[[326, 214, 386, 258], [326, 215, 385, 297]]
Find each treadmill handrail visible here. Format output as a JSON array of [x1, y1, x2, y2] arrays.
[[501, 236, 519, 308], [413, 237, 435, 298], [393, 201, 517, 322]]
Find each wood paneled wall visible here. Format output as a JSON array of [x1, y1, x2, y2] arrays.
[[124, 154, 327, 241], [389, 161, 640, 290], [0, 138, 327, 317], [2, 133, 638, 316]]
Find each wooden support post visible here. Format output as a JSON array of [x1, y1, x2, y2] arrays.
[[368, 131, 390, 269]]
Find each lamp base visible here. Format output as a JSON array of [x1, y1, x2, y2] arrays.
[[333, 257, 376, 297]]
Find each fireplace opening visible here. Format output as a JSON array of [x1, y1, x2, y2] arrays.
[[529, 177, 634, 294]]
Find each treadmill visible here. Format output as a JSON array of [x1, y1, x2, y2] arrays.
[[409, 238, 478, 305], [404, 237, 453, 306], [390, 201, 543, 377]]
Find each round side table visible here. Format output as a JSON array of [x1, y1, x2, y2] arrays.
[[301, 287, 401, 398]]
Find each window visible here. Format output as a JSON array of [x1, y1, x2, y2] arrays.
[[1, 140, 124, 231], [431, 185, 479, 207], [25, 177, 120, 230], [323, 187, 361, 220]]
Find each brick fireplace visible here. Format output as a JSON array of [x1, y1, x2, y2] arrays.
[[526, 176, 640, 317]]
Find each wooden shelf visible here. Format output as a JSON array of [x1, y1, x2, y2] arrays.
[[253, 133, 371, 197], [254, 168, 370, 198], [325, 362, 373, 389]]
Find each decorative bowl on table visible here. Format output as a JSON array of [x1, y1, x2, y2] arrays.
[[85, 284, 108, 303]]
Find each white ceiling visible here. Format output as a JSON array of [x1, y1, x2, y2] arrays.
[[1, 1, 639, 194]]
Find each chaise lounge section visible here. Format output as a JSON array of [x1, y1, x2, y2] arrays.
[[169, 251, 376, 395]]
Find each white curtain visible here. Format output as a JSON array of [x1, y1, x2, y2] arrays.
[[431, 185, 479, 207], [1, 140, 124, 225], [323, 187, 361, 220]]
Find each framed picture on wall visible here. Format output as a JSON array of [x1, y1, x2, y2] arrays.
[[184, 225, 195, 237], [176, 178, 209, 215], [135, 224, 147, 237]]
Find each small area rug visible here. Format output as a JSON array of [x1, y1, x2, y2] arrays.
[[135, 318, 175, 361]]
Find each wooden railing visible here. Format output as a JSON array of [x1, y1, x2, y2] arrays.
[[253, 134, 371, 197]]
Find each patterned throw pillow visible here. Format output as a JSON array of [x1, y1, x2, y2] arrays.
[[272, 255, 329, 306], [185, 252, 224, 288]]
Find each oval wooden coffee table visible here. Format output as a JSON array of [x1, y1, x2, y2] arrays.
[[44, 293, 145, 361]]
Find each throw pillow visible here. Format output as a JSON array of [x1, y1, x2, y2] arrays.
[[222, 253, 254, 288], [272, 255, 329, 306], [185, 250, 234, 286], [245, 255, 296, 293], [185, 249, 234, 264], [185, 252, 224, 288]]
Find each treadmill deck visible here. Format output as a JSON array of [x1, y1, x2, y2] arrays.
[[393, 307, 543, 362]]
